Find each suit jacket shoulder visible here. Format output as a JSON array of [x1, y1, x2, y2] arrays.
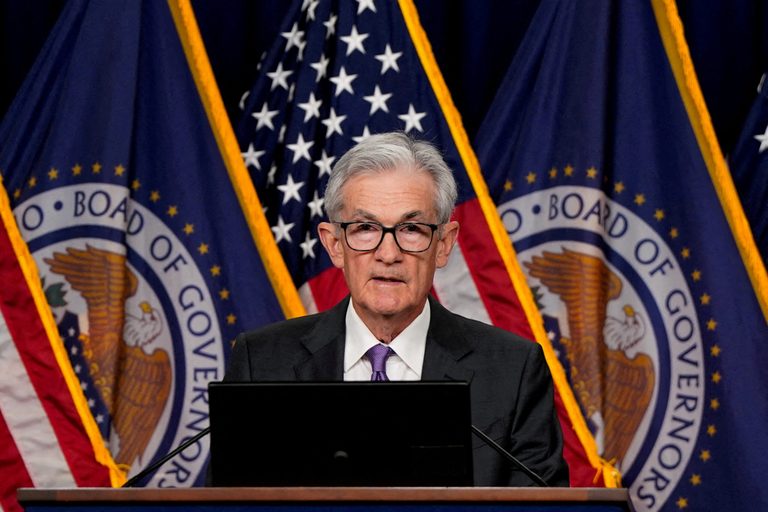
[[225, 297, 349, 382], [425, 297, 569, 487], [423, 296, 540, 381]]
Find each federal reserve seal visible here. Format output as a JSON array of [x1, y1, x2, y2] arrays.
[[499, 181, 705, 511], [14, 180, 224, 487]]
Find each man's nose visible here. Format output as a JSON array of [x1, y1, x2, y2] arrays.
[[375, 231, 402, 261]]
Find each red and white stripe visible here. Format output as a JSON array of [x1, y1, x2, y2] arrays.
[[0, 315, 75, 504], [0, 311, 76, 485], [0, 212, 112, 512]]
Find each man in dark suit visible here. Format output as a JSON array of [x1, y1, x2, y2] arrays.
[[226, 132, 569, 486]]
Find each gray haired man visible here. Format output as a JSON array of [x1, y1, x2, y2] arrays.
[[226, 131, 569, 486]]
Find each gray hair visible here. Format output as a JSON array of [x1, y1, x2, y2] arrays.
[[324, 132, 458, 223]]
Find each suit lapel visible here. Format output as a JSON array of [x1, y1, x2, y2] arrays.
[[422, 296, 475, 383], [294, 297, 348, 382], [292, 295, 476, 382]]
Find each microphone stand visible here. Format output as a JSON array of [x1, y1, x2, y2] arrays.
[[122, 427, 210, 488], [470, 425, 549, 487], [122, 425, 549, 488]]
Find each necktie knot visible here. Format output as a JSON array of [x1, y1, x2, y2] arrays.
[[365, 344, 393, 381]]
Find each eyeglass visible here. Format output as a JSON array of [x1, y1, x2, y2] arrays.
[[336, 221, 440, 253]]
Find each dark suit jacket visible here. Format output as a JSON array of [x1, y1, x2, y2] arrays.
[[225, 295, 570, 487]]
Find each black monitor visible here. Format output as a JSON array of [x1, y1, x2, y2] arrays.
[[207, 381, 473, 487]]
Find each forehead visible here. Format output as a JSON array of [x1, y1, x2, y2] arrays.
[[340, 167, 437, 219]]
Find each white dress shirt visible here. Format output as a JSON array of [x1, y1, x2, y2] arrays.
[[343, 300, 430, 381]]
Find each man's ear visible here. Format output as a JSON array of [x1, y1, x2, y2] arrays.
[[435, 221, 459, 268], [318, 222, 345, 269]]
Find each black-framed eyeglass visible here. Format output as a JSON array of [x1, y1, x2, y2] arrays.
[[335, 221, 440, 253]]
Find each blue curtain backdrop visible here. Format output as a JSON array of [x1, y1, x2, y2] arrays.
[[2, 0, 767, 152]]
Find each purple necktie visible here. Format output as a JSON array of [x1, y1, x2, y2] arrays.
[[366, 344, 394, 381]]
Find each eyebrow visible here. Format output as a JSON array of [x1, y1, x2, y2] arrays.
[[349, 209, 426, 222]]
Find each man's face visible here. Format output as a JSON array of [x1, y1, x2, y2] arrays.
[[318, 167, 459, 326]]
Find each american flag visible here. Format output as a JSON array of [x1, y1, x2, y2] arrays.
[[730, 73, 768, 265], [236, 0, 615, 486], [236, 0, 446, 313], [0, 184, 114, 511]]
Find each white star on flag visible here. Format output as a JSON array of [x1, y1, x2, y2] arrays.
[[267, 62, 293, 91], [340, 25, 369, 56], [323, 13, 338, 39], [298, 92, 323, 121], [356, 0, 377, 14], [286, 133, 314, 163], [322, 107, 347, 137], [353, 126, 372, 143], [754, 123, 768, 153], [251, 103, 279, 130], [314, 150, 335, 177], [277, 174, 305, 205], [242, 143, 265, 169], [307, 190, 325, 218], [305, 0, 319, 21], [310, 54, 330, 82], [330, 66, 357, 96], [363, 85, 392, 114], [375, 44, 402, 74], [271, 215, 295, 244], [398, 104, 426, 133], [296, 42, 307, 62], [239, 91, 249, 110], [300, 231, 319, 259], [281, 22, 305, 52]]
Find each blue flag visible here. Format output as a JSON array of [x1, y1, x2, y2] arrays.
[[0, 0, 300, 488], [730, 74, 768, 264], [475, 1, 768, 510]]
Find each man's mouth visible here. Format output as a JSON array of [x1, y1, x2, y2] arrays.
[[372, 276, 404, 283]]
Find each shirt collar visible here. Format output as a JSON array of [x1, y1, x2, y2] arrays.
[[343, 299, 431, 377]]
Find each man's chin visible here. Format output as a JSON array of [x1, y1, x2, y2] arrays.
[[360, 295, 409, 318], [370, 303, 405, 318]]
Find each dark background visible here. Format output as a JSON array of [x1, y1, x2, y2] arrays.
[[2, 0, 767, 155]]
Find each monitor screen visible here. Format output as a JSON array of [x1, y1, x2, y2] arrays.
[[208, 381, 473, 487]]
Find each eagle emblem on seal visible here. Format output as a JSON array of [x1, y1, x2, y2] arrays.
[[525, 248, 655, 464], [45, 245, 171, 472]]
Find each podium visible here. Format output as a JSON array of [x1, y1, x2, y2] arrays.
[[18, 487, 634, 512]]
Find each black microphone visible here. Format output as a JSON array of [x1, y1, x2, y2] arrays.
[[469, 424, 549, 487], [122, 427, 210, 488]]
